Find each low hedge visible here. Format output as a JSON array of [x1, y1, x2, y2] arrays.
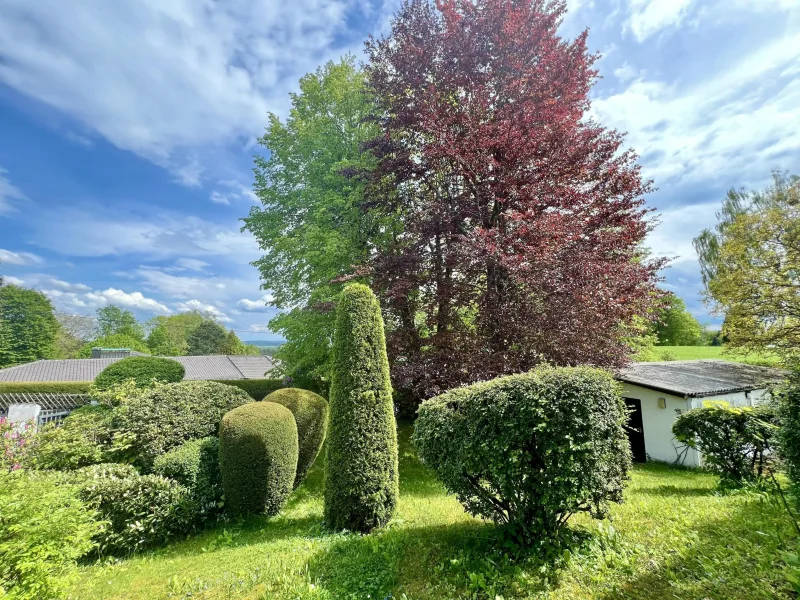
[[76, 468, 194, 556], [0, 382, 91, 394], [213, 379, 285, 401], [153, 437, 221, 515], [94, 356, 186, 390], [265, 388, 328, 488], [219, 402, 298, 517]]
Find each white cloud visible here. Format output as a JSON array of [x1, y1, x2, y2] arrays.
[[592, 30, 800, 186], [210, 191, 232, 206], [0, 0, 360, 183], [646, 201, 720, 265], [176, 299, 233, 323], [237, 294, 274, 312], [86, 288, 171, 314], [0, 249, 43, 266], [3, 275, 25, 286], [0, 167, 25, 216], [174, 258, 210, 272], [623, 0, 695, 42]]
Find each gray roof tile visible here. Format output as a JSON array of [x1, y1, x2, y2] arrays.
[[0, 355, 277, 383], [617, 359, 786, 398]]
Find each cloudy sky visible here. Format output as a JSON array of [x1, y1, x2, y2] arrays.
[[0, 0, 798, 338]]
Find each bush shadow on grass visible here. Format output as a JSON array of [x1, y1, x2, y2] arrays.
[[597, 496, 797, 600], [646, 484, 714, 498], [307, 520, 600, 600]]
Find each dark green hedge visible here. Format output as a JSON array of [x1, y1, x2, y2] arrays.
[[265, 388, 328, 488], [324, 284, 398, 533], [153, 437, 221, 516], [213, 379, 285, 401], [94, 356, 185, 390], [0, 382, 91, 394], [219, 402, 298, 517]]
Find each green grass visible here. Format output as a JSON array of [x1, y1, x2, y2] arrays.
[[67, 425, 798, 599], [645, 345, 782, 366]]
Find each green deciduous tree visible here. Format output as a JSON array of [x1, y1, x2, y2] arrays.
[[694, 171, 800, 359], [186, 320, 227, 355], [324, 284, 398, 533], [146, 312, 207, 356], [653, 293, 703, 346], [242, 56, 394, 384], [76, 334, 150, 358], [0, 284, 60, 367], [97, 305, 144, 341]]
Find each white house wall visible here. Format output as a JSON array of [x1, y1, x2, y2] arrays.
[[619, 383, 700, 467]]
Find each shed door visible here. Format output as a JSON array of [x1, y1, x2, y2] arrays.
[[623, 398, 647, 463]]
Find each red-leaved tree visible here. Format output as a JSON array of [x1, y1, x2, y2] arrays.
[[362, 0, 665, 401]]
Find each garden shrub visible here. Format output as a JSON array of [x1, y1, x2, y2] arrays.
[[324, 284, 398, 533], [153, 437, 221, 515], [29, 404, 114, 471], [413, 366, 631, 546], [774, 371, 800, 501], [214, 378, 285, 401], [219, 402, 298, 517], [112, 380, 252, 469], [88, 378, 150, 407], [0, 416, 36, 471], [77, 470, 194, 556], [673, 401, 778, 484], [0, 470, 102, 599], [73, 462, 139, 481], [265, 387, 328, 488], [94, 356, 185, 391]]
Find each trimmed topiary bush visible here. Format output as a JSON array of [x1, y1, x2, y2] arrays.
[[112, 380, 252, 469], [265, 388, 328, 488], [673, 401, 778, 484], [413, 366, 631, 547], [324, 284, 398, 533], [94, 356, 185, 391], [76, 470, 194, 556], [219, 402, 298, 517], [214, 378, 285, 401], [153, 437, 221, 515]]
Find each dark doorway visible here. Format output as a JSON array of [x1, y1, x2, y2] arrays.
[[623, 398, 647, 463]]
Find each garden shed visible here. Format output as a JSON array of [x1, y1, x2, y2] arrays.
[[615, 360, 785, 466]]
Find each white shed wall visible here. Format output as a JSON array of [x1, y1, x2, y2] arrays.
[[620, 383, 699, 466], [621, 383, 769, 468]]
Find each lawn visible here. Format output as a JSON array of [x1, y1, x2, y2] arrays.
[[648, 345, 782, 366], [67, 425, 797, 600]]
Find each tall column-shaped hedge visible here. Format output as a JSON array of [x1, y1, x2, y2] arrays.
[[324, 283, 399, 532]]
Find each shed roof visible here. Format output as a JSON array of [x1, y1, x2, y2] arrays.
[[0, 355, 277, 383], [617, 359, 786, 398]]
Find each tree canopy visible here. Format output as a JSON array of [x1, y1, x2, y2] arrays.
[[0, 284, 60, 367], [653, 293, 703, 346], [97, 305, 144, 341], [186, 321, 228, 356], [694, 171, 800, 359]]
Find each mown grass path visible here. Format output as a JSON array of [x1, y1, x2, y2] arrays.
[[67, 425, 797, 599]]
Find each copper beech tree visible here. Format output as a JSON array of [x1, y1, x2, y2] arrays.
[[359, 0, 665, 400]]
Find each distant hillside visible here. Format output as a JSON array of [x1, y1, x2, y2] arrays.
[[247, 340, 286, 347]]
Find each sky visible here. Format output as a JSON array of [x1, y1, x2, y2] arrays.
[[0, 0, 798, 339]]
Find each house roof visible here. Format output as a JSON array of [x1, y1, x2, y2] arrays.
[[617, 359, 786, 398], [0, 355, 277, 383]]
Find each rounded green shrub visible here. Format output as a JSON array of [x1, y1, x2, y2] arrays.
[[413, 366, 631, 547], [94, 356, 185, 390], [219, 402, 298, 517], [265, 387, 328, 488], [153, 437, 221, 514], [776, 369, 800, 503], [673, 401, 778, 484], [324, 284, 398, 533], [76, 471, 194, 556], [112, 380, 252, 469]]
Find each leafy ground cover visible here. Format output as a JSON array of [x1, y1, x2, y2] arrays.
[[650, 345, 781, 366], [67, 425, 797, 600]]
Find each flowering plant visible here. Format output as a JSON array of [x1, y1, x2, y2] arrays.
[[1, 416, 37, 471]]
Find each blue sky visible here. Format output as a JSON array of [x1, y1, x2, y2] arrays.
[[0, 0, 798, 339]]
